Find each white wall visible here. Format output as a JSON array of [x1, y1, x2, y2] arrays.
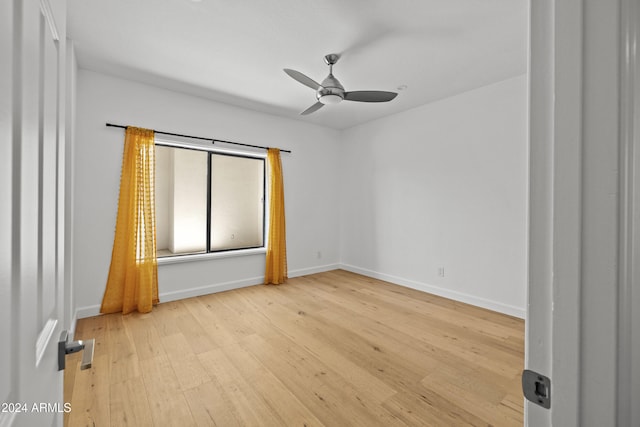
[[339, 75, 528, 317], [73, 69, 527, 319], [73, 70, 341, 315]]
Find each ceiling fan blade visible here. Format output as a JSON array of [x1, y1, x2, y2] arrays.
[[344, 91, 398, 103], [300, 102, 324, 115], [284, 69, 322, 90]]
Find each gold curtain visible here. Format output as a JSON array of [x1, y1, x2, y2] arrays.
[[264, 148, 287, 284], [101, 127, 159, 314]]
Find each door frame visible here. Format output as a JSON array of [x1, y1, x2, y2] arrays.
[[527, 0, 640, 425], [618, 0, 640, 424]]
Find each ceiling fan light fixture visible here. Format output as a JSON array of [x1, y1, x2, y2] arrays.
[[319, 94, 343, 105]]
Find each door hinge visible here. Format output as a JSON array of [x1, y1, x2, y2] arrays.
[[522, 369, 551, 409]]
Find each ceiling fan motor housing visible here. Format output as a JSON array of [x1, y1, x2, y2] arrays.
[[317, 73, 345, 104]]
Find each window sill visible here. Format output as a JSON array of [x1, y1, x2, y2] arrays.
[[156, 247, 266, 265]]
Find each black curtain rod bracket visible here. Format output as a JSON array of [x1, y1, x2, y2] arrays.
[[105, 123, 291, 153]]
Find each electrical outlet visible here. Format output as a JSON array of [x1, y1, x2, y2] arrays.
[[438, 267, 445, 277], [317, 251, 322, 259]]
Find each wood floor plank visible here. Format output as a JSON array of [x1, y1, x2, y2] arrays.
[[125, 312, 166, 361], [215, 288, 286, 337], [67, 270, 524, 426], [109, 377, 154, 427], [139, 355, 196, 426], [184, 294, 255, 348], [151, 300, 186, 337], [339, 270, 523, 329], [238, 293, 401, 403], [220, 343, 326, 427], [315, 298, 521, 395], [260, 289, 440, 395], [161, 333, 208, 391], [302, 278, 521, 382], [420, 364, 520, 426], [355, 285, 523, 346], [183, 380, 244, 427], [63, 355, 80, 427], [499, 392, 527, 423], [201, 292, 258, 338], [67, 354, 111, 427], [105, 314, 141, 385], [382, 388, 490, 427], [174, 309, 218, 355], [76, 314, 109, 357], [197, 347, 287, 426], [240, 333, 408, 427]]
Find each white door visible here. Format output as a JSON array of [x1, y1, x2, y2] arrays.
[[1, 0, 68, 426]]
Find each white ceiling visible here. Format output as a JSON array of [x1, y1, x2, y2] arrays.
[[67, 0, 528, 130]]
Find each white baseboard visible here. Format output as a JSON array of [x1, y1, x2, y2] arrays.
[[74, 263, 341, 320], [289, 263, 340, 278], [339, 263, 526, 319], [75, 304, 101, 319], [159, 276, 262, 303], [69, 312, 78, 341]]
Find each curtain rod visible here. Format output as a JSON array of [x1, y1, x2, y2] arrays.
[[105, 123, 291, 153]]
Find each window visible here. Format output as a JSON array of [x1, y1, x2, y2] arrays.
[[155, 143, 265, 258]]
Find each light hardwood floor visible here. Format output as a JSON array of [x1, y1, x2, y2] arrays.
[[64, 270, 524, 426]]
